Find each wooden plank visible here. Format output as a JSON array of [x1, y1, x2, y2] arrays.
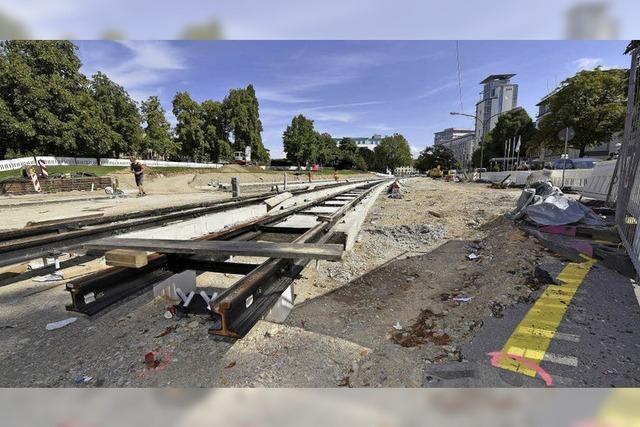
[[105, 249, 149, 268], [264, 192, 292, 210], [88, 238, 344, 261]]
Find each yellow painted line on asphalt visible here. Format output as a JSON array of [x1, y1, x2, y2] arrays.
[[497, 256, 597, 377]]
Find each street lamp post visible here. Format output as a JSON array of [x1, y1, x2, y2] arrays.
[[450, 106, 523, 179]]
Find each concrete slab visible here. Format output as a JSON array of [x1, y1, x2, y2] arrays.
[[334, 182, 389, 251], [301, 206, 340, 214], [273, 215, 320, 228]]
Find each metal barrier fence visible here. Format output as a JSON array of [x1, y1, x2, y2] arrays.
[[616, 43, 640, 276], [0, 156, 224, 171]]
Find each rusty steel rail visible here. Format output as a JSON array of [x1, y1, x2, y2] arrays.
[[64, 180, 386, 318], [0, 179, 375, 269], [208, 183, 382, 338]]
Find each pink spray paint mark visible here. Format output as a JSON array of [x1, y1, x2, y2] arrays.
[[487, 351, 554, 387], [570, 241, 594, 258]]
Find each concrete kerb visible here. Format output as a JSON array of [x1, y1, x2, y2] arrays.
[[334, 181, 390, 251]]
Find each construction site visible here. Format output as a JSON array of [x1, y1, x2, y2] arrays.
[[0, 159, 637, 388], [1, 40, 640, 391]]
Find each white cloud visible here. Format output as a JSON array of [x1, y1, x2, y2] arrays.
[[312, 111, 355, 123], [573, 57, 603, 70], [418, 80, 458, 99], [256, 89, 318, 104], [84, 41, 186, 92], [117, 41, 185, 70]]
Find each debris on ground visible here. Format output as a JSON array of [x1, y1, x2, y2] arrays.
[[45, 317, 77, 331], [510, 182, 603, 226], [390, 309, 451, 348], [75, 375, 93, 385]]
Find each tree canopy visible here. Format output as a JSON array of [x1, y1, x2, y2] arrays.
[[415, 145, 458, 172], [471, 107, 537, 167], [0, 41, 271, 164], [140, 96, 176, 159], [374, 133, 412, 171], [223, 84, 269, 163], [533, 68, 628, 157], [283, 114, 317, 166]]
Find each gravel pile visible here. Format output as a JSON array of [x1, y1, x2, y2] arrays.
[[366, 223, 447, 248]]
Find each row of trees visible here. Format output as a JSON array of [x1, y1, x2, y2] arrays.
[[282, 114, 412, 171], [0, 41, 269, 163], [469, 67, 628, 167]]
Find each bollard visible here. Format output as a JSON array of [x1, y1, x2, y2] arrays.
[[231, 177, 240, 198], [283, 172, 288, 191]]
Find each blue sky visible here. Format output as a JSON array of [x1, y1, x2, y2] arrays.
[[76, 40, 631, 158]]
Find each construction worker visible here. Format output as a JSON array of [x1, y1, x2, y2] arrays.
[[129, 156, 146, 197]]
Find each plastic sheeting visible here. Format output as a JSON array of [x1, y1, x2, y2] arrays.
[[510, 182, 603, 226]]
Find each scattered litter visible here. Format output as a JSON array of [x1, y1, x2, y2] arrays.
[[225, 361, 236, 369], [75, 375, 93, 384], [452, 296, 473, 303], [392, 322, 403, 330], [33, 273, 64, 282], [144, 351, 161, 369], [46, 317, 77, 331], [163, 310, 173, 320], [467, 253, 480, 260], [154, 325, 177, 338], [489, 301, 505, 318]]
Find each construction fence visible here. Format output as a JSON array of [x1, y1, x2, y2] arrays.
[[0, 156, 224, 172], [616, 44, 640, 276]]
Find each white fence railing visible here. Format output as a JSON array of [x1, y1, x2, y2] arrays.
[[0, 156, 224, 172], [480, 161, 618, 201]]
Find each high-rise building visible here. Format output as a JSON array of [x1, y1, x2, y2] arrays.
[[433, 128, 474, 146], [475, 74, 519, 141]]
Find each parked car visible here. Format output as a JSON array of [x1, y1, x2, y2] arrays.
[[551, 158, 598, 170]]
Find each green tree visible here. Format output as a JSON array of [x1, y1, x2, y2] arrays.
[[72, 86, 117, 160], [222, 84, 269, 163], [358, 147, 375, 171], [201, 99, 233, 162], [315, 132, 339, 166], [140, 96, 177, 159], [415, 145, 458, 173], [172, 91, 209, 162], [374, 133, 412, 171], [337, 137, 364, 170], [283, 114, 317, 167], [535, 68, 628, 157], [0, 40, 87, 158], [480, 108, 536, 164], [90, 71, 143, 158]]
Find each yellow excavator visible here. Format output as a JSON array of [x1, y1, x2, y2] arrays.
[[428, 165, 443, 179]]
